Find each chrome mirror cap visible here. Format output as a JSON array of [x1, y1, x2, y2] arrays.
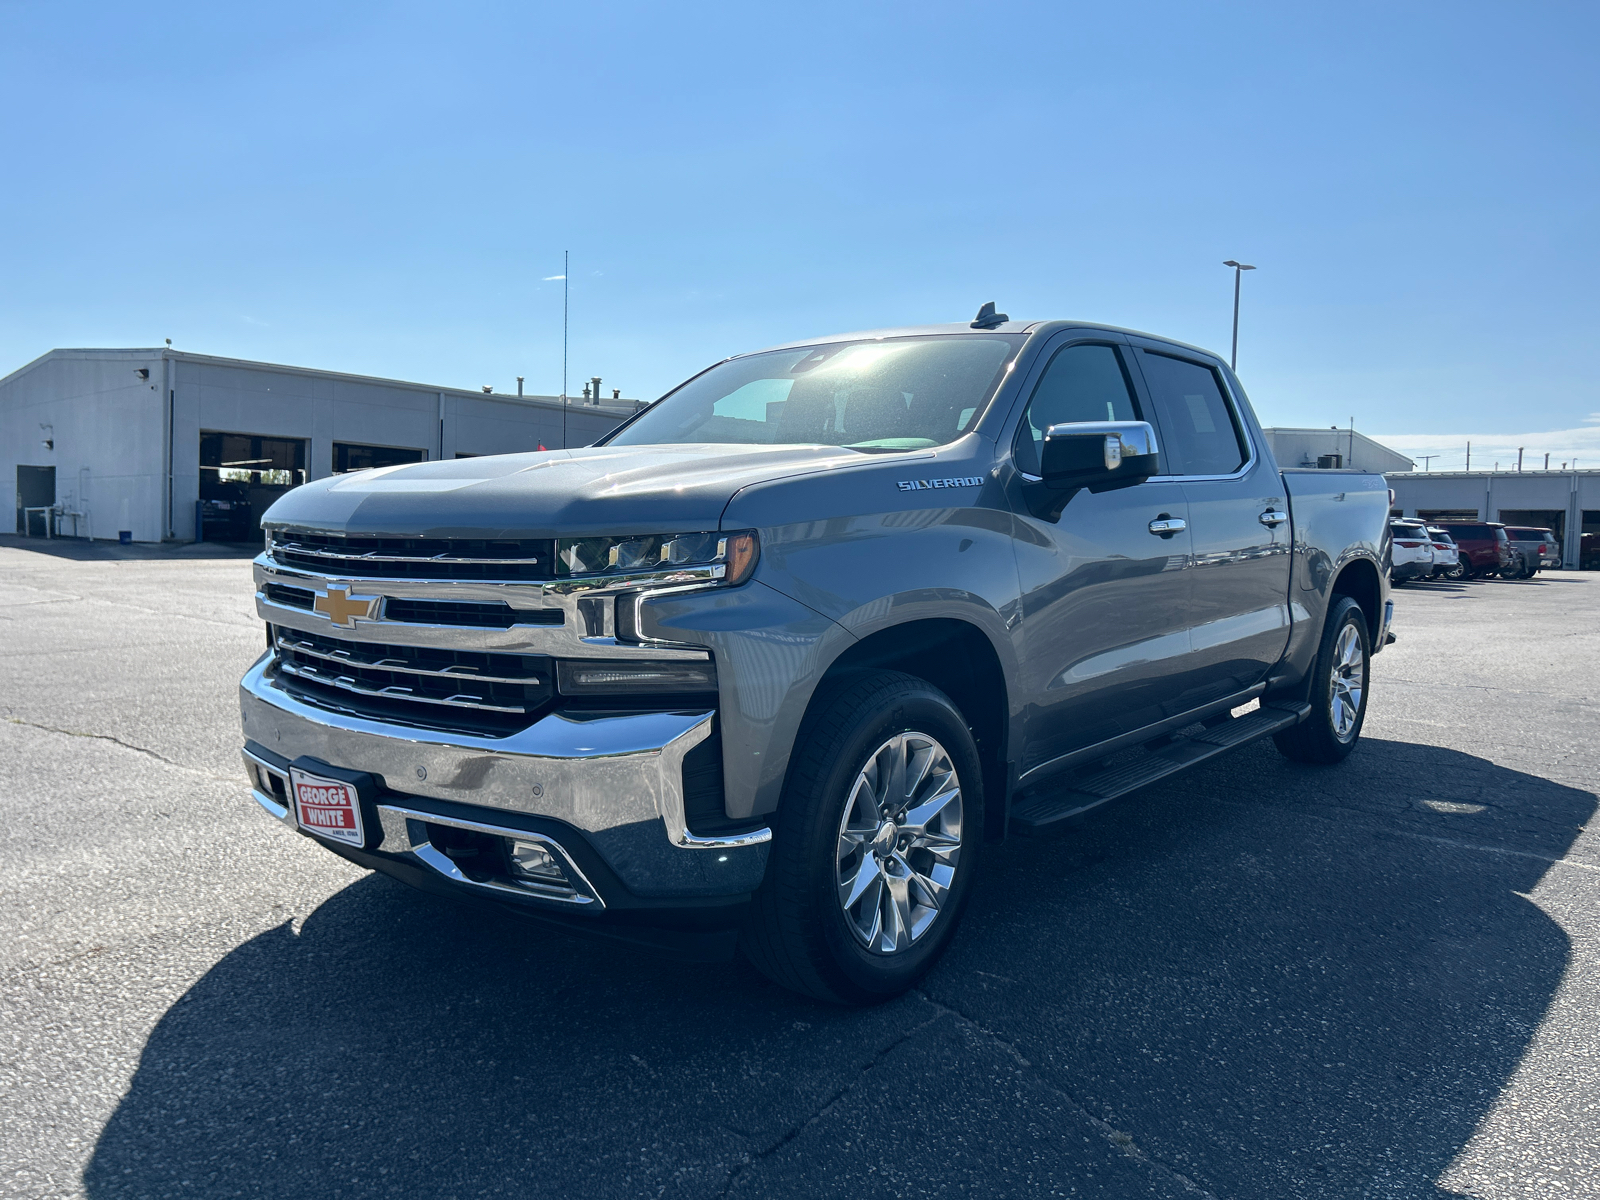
[[1039, 421, 1160, 493]]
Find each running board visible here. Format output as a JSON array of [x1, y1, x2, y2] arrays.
[[1009, 701, 1312, 835]]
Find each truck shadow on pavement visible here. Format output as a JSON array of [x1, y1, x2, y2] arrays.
[[84, 739, 1595, 1199]]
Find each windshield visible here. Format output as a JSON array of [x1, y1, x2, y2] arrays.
[[606, 335, 1025, 451]]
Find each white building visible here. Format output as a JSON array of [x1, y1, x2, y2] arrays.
[[1261, 427, 1415, 474], [4, 348, 642, 543]]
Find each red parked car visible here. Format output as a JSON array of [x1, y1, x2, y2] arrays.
[[1436, 521, 1517, 580]]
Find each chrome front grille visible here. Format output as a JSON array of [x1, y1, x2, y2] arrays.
[[269, 530, 554, 582], [271, 626, 553, 734], [261, 581, 563, 630]]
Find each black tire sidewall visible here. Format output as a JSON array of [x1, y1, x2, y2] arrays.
[[788, 681, 984, 1002]]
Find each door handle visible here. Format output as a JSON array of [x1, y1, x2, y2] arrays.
[[1259, 509, 1288, 527], [1148, 516, 1186, 537]]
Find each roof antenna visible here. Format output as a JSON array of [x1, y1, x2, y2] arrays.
[[970, 301, 1008, 329]]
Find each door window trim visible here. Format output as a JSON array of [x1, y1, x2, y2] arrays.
[[1127, 345, 1258, 483]]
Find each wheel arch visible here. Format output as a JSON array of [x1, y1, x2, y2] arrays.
[[800, 618, 1012, 842], [1330, 556, 1383, 644]]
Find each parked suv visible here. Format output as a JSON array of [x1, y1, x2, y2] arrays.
[[1388, 519, 1434, 584], [1436, 521, 1515, 579], [1504, 526, 1560, 577], [1425, 527, 1461, 579]]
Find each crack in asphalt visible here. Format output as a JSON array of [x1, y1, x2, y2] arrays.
[[1381, 676, 1594, 703], [913, 991, 1223, 1200], [1207, 795, 1600, 874], [717, 1006, 948, 1196], [1383, 828, 1600, 874], [2, 716, 225, 779]]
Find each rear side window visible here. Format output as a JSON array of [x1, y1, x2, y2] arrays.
[[1446, 524, 1490, 539], [1137, 351, 1248, 476], [1014, 343, 1140, 476]]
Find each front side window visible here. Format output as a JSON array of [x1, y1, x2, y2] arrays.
[[1137, 351, 1248, 477], [605, 335, 1023, 452], [1013, 343, 1140, 476]]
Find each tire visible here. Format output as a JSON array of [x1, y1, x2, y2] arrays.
[[740, 671, 983, 1004], [1273, 595, 1370, 765]]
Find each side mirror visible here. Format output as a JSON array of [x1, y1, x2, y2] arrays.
[[1040, 421, 1160, 492]]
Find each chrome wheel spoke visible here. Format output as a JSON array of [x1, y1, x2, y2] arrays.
[[883, 737, 909, 814], [848, 773, 882, 827], [840, 854, 883, 913], [904, 742, 936, 807], [902, 785, 960, 838], [883, 871, 914, 952], [901, 852, 952, 910]]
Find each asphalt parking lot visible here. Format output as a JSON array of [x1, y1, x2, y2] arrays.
[[3, 535, 1597, 1200]]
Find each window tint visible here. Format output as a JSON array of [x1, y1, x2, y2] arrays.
[[1137, 351, 1248, 476], [1013, 344, 1139, 476]]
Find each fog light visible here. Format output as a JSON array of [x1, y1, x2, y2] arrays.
[[557, 659, 717, 694], [508, 840, 568, 883]]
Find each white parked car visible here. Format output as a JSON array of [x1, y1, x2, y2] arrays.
[[1389, 519, 1434, 584], [1426, 527, 1462, 579]]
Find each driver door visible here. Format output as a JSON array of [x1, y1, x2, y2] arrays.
[[1005, 334, 1194, 779]]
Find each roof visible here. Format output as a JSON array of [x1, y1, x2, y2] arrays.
[[1385, 468, 1600, 479], [738, 319, 1225, 363], [0, 347, 642, 415]]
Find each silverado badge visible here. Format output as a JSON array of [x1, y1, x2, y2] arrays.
[[896, 475, 984, 492], [313, 585, 380, 628]]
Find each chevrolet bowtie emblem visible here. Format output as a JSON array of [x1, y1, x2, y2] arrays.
[[313, 586, 379, 628]]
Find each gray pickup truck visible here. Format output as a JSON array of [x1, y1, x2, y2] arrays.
[[239, 311, 1393, 1003]]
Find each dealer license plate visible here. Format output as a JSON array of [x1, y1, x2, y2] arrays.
[[289, 767, 364, 848]]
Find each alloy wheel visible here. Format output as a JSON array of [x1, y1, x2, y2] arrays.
[[1329, 622, 1365, 742], [835, 732, 963, 954]]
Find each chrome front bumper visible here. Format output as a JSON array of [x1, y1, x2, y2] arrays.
[[239, 655, 770, 900]]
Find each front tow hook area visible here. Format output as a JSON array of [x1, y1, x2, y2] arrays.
[[375, 804, 605, 909]]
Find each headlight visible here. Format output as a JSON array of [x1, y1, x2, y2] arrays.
[[555, 530, 759, 585]]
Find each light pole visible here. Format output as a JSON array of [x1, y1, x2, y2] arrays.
[[1223, 260, 1255, 371], [561, 249, 569, 449]]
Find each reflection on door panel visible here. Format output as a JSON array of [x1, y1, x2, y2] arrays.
[[1131, 344, 1292, 695], [1009, 340, 1204, 771]]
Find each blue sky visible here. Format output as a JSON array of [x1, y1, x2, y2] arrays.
[[3, 1, 1597, 469]]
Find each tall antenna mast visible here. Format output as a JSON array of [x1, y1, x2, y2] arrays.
[[562, 249, 569, 450]]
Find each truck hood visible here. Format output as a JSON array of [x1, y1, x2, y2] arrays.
[[261, 443, 901, 538]]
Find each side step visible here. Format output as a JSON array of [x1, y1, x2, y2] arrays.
[[1009, 701, 1312, 835]]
